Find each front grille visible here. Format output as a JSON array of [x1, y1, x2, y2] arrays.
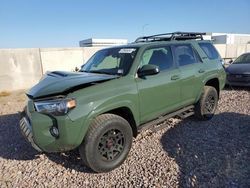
[[227, 74, 250, 83]]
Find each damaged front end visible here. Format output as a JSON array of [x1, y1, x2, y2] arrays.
[[20, 71, 119, 152], [27, 70, 119, 100]]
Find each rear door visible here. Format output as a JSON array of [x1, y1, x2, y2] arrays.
[[197, 42, 226, 89], [172, 44, 204, 106], [136, 45, 182, 124], [197, 42, 224, 72]]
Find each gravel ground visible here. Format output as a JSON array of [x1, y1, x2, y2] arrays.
[[0, 88, 249, 188]]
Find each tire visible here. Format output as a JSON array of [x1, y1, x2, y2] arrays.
[[79, 114, 133, 173], [194, 86, 218, 120]]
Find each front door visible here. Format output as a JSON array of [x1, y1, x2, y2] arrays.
[[136, 46, 182, 124]]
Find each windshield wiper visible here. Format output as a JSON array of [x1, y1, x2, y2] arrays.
[[80, 70, 122, 76], [89, 70, 121, 76], [79, 70, 105, 74], [79, 70, 88, 73], [88, 70, 107, 74]]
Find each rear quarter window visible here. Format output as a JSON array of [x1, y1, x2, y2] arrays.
[[198, 42, 219, 60]]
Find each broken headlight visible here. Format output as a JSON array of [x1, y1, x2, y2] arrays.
[[34, 98, 76, 116]]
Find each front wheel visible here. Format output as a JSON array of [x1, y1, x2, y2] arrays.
[[194, 86, 218, 120], [79, 114, 133, 173]]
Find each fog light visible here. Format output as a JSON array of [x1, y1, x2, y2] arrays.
[[50, 126, 59, 138]]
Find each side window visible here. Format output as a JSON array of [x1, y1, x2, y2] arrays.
[[193, 48, 203, 63], [173, 44, 197, 66], [140, 46, 174, 71], [199, 42, 219, 60]]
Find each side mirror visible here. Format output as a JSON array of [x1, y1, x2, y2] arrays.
[[228, 59, 233, 64], [138, 64, 160, 78]]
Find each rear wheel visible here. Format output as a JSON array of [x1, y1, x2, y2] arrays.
[[194, 86, 218, 120], [79, 114, 133, 172]]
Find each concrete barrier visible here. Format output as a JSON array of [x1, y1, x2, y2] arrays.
[[40, 47, 104, 72], [82, 47, 104, 66], [0, 47, 104, 92], [214, 44, 250, 59], [236, 45, 247, 57], [0, 48, 42, 91], [214, 44, 226, 58], [247, 45, 250, 52], [40, 48, 85, 72]]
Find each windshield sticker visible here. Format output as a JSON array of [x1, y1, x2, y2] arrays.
[[119, 48, 136, 54]]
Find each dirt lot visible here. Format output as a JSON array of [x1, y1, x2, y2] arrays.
[[0, 88, 249, 188]]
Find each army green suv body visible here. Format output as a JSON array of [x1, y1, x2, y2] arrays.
[[20, 32, 226, 172]]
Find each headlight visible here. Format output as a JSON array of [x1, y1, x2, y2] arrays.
[[34, 98, 76, 116]]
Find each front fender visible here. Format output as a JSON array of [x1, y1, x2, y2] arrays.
[[72, 99, 139, 147], [66, 77, 139, 147]]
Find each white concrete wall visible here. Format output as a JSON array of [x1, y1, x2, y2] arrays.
[[214, 44, 250, 59], [214, 44, 226, 58], [41, 48, 85, 72], [82, 47, 104, 65], [0, 47, 104, 92], [234, 35, 250, 44], [40, 47, 104, 72], [226, 45, 238, 59], [213, 35, 227, 44], [236, 45, 247, 57], [0, 48, 42, 91]]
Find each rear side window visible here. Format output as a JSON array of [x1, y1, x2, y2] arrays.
[[199, 42, 219, 60], [173, 44, 197, 66]]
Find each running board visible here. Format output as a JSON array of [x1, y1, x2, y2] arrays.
[[138, 105, 194, 132]]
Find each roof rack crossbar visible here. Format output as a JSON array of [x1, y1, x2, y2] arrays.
[[134, 32, 206, 43]]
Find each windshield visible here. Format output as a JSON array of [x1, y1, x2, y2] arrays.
[[81, 47, 138, 76], [233, 53, 250, 64]]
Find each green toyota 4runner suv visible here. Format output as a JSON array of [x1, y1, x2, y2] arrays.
[[20, 32, 226, 172]]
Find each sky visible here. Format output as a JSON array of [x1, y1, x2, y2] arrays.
[[0, 0, 250, 48]]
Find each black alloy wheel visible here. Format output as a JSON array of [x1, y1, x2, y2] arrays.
[[98, 129, 125, 161], [194, 86, 218, 120], [79, 114, 133, 172], [204, 94, 216, 114]]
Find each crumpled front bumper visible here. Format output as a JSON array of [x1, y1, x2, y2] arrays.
[[19, 100, 89, 153], [19, 115, 42, 152]]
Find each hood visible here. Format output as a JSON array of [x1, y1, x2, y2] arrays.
[[27, 71, 119, 99], [226, 64, 250, 75]]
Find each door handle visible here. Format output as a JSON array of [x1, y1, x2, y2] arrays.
[[171, 75, 180, 80], [198, 69, 205, 73]]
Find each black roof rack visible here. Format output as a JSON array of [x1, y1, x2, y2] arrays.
[[134, 32, 206, 43]]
